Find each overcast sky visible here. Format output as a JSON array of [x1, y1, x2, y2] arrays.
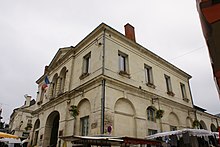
[[0, 0, 219, 123]]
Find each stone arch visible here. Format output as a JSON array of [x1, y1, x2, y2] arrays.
[[186, 117, 193, 128], [59, 67, 67, 94], [75, 99, 91, 136], [168, 112, 180, 130], [210, 123, 217, 132], [199, 120, 207, 130], [32, 119, 40, 146], [114, 98, 136, 137], [43, 111, 60, 147]]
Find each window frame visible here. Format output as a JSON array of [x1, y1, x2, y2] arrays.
[[147, 107, 156, 122], [118, 51, 129, 73], [164, 74, 175, 96], [144, 64, 155, 88], [148, 129, 158, 135], [82, 52, 91, 74], [180, 83, 187, 99], [170, 125, 177, 131], [80, 116, 89, 136], [165, 75, 172, 92]]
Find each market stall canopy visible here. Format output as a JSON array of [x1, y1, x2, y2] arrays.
[[60, 134, 162, 146], [146, 129, 214, 140], [0, 132, 19, 139], [0, 138, 21, 144]]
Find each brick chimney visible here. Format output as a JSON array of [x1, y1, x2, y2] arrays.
[[124, 23, 136, 42]]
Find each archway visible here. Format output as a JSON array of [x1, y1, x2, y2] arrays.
[[75, 99, 91, 136], [43, 111, 60, 147], [210, 123, 217, 132], [32, 119, 40, 146], [168, 112, 179, 131], [199, 120, 207, 130], [114, 98, 136, 137]]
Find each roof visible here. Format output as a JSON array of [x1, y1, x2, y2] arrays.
[[194, 105, 207, 112], [36, 23, 192, 83]]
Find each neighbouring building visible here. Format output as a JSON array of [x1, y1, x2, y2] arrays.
[[9, 23, 220, 147], [9, 95, 35, 139], [196, 0, 220, 96]]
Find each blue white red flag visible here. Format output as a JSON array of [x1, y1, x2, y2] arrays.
[[42, 75, 50, 91]]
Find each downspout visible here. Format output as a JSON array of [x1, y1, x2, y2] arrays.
[[187, 80, 198, 122], [101, 28, 106, 134]]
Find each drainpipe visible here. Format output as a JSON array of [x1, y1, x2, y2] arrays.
[[102, 28, 106, 74], [101, 79, 106, 134], [101, 29, 106, 134]]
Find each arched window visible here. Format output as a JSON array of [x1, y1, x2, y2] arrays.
[[147, 107, 156, 122], [32, 119, 40, 146], [59, 67, 67, 94], [49, 74, 58, 98]]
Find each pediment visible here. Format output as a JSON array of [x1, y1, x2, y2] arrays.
[[48, 47, 72, 69]]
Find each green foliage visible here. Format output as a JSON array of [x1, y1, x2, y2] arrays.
[[69, 105, 79, 119], [192, 120, 200, 128], [155, 109, 164, 119]]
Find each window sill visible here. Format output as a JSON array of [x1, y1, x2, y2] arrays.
[[167, 91, 175, 97], [119, 70, 130, 78], [183, 98, 189, 103], [79, 73, 90, 80], [146, 83, 156, 89]]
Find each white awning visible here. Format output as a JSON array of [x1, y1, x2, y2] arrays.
[[146, 129, 214, 139]]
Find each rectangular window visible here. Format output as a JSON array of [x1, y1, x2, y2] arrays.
[[170, 126, 177, 131], [165, 75, 172, 92], [145, 65, 153, 84], [81, 116, 89, 136], [118, 51, 128, 73], [148, 129, 157, 135], [83, 53, 91, 74], [180, 83, 187, 98]]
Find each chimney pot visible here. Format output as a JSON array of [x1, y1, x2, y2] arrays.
[[24, 95, 31, 106], [124, 23, 136, 42]]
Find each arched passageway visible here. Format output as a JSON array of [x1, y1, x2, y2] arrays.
[[32, 119, 40, 146], [43, 111, 60, 147]]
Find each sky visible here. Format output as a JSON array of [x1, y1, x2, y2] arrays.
[[0, 0, 219, 123]]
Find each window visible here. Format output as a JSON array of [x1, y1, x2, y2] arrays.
[[145, 65, 155, 88], [165, 75, 172, 92], [81, 116, 89, 136], [180, 83, 187, 99], [170, 126, 177, 131], [147, 107, 156, 122], [165, 75, 174, 96], [148, 129, 157, 135], [83, 53, 91, 74], [80, 53, 91, 79], [118, 51, 129, 73]]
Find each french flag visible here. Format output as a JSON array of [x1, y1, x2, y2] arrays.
[[42, 76, 50, 91]]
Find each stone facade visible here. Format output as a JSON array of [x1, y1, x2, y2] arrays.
[[9, 95, 35, 139], [9, 23, 220, 146]]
